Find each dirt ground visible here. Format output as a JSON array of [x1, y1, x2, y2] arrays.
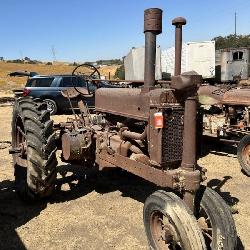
[[0, 104, 249, 250]]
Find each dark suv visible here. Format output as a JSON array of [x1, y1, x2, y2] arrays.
[[23, 75, 99, 115]]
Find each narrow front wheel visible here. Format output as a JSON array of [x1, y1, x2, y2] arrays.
[[143, 190, 206, 250], [195, 186, 237, 249]]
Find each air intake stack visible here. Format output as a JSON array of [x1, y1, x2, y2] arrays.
[[172, 17, 186, 76]]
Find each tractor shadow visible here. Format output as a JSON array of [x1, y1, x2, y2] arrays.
[[52, 163, 157, 204], [0, 164, 244, 249], [199, 136, 238, 159], [54, 164, 240, 208], [53, 164, 244, 249], [0, 180, 47, 250]]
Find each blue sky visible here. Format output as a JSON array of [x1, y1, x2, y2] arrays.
[[0, 0, 249, 62]]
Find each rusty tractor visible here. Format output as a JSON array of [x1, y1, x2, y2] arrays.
[[199, 84, 250, 176], [10, 8, 237, 249]]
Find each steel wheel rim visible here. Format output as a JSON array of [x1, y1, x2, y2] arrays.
[[150, 210, 182, 250], [242, 144, 250, 166], [45, 100, 55, 113], [14, 116, 27, 163], [197, 206, 213, 249]]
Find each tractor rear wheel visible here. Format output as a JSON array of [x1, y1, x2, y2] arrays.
[[237, 134, 250, 176], [11, 97, 57, 200], [195, 186, 237, 250], [143, 190, 206, 250]]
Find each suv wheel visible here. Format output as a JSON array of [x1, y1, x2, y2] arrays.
[[44, 99, 58, 115]]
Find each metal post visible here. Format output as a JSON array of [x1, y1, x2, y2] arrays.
[[144, 8, 162, 89]]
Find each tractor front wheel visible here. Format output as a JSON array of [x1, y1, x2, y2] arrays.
[[143, 190, 206, 250], [195, 186, 237, 249]]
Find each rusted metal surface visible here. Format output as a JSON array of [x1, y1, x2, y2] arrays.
[[61, 88, 90, 98], [223, 88, 250, 106], [198, 85, 250, 106], [144, 8, 162, 90], [62, 132, 92, 161], [171, 18, 201, 209], [120, 127, 147, 140], [144, 8, 162, 34], [95, 88, 149, 120], [198, 85, 224, 105], [144, 32, 157, 89], [95, 87, 179, 120], [98, 151, 201, 191], [172, 17, 186, 76], [171, 18, 201, 174], [181, 96, 197, 170], [92, 79, 171, 84], [171, 74, 200, 92]]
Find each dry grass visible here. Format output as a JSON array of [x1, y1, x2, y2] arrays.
[[0, 62, 119, 94]]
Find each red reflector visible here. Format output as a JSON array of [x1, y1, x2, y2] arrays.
[[154, 112, 164, 129], [23, 88, 31, 96]]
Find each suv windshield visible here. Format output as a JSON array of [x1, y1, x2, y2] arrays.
[[26, 77, 54, 87], [60, 76, 97, 92], [61, 76, 86, 87]]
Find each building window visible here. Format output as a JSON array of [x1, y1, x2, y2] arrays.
[[233, 51, 243, 61]]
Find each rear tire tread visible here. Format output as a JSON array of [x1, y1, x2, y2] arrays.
[[12, 97, 57, 200]]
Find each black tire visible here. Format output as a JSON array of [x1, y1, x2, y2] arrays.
[[44, 98, 58, 115], [195, 186, 237, 250], [12, 97, 57, 200], [144, 190, 206, 250], [237, 134, 250, 176]]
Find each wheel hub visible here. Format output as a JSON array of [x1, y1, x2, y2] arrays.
[[150, 211, 181, 249]]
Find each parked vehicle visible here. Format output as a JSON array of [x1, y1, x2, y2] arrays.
[[23, 74, 97, 115], [10, 65, 119, 115]]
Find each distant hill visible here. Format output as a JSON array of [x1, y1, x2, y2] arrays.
[[0, 61, 119, 92]]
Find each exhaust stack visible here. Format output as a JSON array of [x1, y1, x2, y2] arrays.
[[144, 8, 162, 89]]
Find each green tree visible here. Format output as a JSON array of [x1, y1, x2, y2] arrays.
[[212, 34, 250, 50], [114, 65, 125, 80]]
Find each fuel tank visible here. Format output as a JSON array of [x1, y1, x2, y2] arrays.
[[95, 88, 178, 120]]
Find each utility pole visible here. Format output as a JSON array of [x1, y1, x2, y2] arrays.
[[51, 45, 57, 61], [234, 12, 237, 37]]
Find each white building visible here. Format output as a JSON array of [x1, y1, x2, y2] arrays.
[[161, 41, 215, 79]]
